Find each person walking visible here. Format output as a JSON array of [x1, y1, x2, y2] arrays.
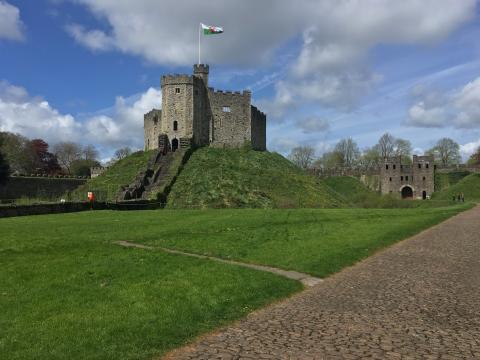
[[461, 193, 465, 202]]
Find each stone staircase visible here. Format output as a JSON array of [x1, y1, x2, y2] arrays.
[[117, 148, 188, 202]]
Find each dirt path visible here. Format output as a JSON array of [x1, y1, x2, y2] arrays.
[[165, 205, 480, 359]]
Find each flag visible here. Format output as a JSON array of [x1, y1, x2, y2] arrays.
[[201, 23, 223, 35]]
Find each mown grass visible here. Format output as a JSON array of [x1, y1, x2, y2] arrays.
[[167, 147, 344, 208], [0, 212, 301, 360], [432, 173, 480, 202], [67, 151, 154, 202]]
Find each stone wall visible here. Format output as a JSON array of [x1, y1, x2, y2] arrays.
[[0, 177, 86, 200], [144, 109, 162, 150], [251, 105, 266, 151], [90, 166, 108, 178], [209, 90, 252, 148]]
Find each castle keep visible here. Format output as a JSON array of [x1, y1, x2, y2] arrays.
[[380, 155, 434, 199], [144, 64, 266, 152]]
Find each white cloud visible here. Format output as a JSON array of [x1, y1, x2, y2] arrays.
[[460, 139, 480, 157], [64, 0, 475, 117], [296, 117, 329, 133], [406, 77, 480, 129], [0, 1, 25, 41], [66, 24, 115, 51], [454, 78, 480, 128], [0, 81, 162, 154]]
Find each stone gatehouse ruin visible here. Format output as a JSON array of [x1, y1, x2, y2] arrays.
[[380, 155, 434, 199], [144, 64, 266, 152]]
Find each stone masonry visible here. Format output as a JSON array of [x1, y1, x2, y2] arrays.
[[381, 155, 434, 199], [144, 64, 266, 152]]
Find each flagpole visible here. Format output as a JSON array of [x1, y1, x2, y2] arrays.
[[198, 23, 201, 64]]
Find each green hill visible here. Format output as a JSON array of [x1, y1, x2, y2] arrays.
[[67, 151, 153, 201], [166, 147, 344, 208], [322, 176, 377, 202], [432, 173, 480, 202], [434, 171, 471, 192]]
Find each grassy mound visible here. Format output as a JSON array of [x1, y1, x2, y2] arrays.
[[432, 173, 480, 201], [167, 147, 344, 208], [434, 171, 471, 192], [322, 176, 377, 204], [68, 151, 154, 201]]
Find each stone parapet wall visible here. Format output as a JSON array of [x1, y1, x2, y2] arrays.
[[0, 177, 86, 200]]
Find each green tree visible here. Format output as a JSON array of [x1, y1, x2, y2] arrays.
[[70, 159, 101, 177], [288, 146, 315, 169], [334, 138, 360, 167], [467, 146, 480, 166], [0, 139, 10, 185], [427, 138, 461, 166], [0, 132, 35, 174]]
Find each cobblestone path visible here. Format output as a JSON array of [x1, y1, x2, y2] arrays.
[[165, 206, 480, 359]]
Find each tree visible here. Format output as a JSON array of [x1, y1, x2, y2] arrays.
[[393, 138, 412, 164], [0, 132, 35, 174], [30, 139, 61, 174], [376, 132, 395, 159], [53, 142, 82, 174], [114, 147, 132, 160], [82, 144, 99, 161], [0, 138, 10, 185], [359, 146, 382, 168], [467, 146, 480, 166], [288, 146, 315, 169], [70, 159, 101, 177], [313, 151, 343, 170], [334, 138, 360, 167], [428, 138, 461, 166]]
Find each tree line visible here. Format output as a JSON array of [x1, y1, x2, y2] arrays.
[[0, 131, 133, 182], [289, 133, 480, 170]]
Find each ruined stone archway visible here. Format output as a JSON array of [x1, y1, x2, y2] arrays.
[[401, 186, 413, 199]]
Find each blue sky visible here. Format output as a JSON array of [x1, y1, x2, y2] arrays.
[[1, 0, 480, 161]]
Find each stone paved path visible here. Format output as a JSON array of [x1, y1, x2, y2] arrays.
[[165, 206, 480, 359]]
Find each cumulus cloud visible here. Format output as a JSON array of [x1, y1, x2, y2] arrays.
[[66, 24, 115, 51], [460, 139, 480, 157], [65, 0, 475, 114], [0, 80, 162, 154], [406, 78, 480, 129], [296, 117, 329, 133], [0, 1, 25, 41]]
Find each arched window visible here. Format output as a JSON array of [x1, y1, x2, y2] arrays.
[[173, 121, 178, 131]]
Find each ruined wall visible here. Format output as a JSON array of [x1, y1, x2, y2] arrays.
[[144, 109, 162, 150], [209, 90, 252, 148], [251, 105, 266, 150]]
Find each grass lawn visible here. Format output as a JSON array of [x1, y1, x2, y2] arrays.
[[0, 205, 471, 359], [0, 213, 301, 360]]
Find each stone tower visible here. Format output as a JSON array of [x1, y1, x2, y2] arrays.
[[144, 64, 266, 152], [380, 155, 434, 199]]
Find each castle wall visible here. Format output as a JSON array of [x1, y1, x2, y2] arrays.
[[209, 90, 252, 148], [380, 155, 434, 198], [144, 109, 162, 150], [251, 105, 266, 150], [161, 75, 195, 146]]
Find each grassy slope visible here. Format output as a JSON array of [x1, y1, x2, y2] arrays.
[[432, 173, 480, 201], [0, 212, 300, 360], [434, 171, 471, 192], [167, 147, 344, 208], [68, 151, 153, 201], [322, 176, 378, 204]]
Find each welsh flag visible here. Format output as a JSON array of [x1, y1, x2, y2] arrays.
[[201, 23, 223, 35]]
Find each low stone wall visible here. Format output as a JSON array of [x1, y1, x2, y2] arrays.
[[0, 200, 162, 218], [0, 177, 86, 200]]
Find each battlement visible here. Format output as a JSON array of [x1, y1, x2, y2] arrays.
[[193, 64, 209, 73], [161, 74, 194, 86], [251, 105, 266, 117], [210, 88, 252, 98]]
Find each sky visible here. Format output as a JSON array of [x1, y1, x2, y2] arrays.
[[1, 0, 480, 162]]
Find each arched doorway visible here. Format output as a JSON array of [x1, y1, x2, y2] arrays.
[[401, 186, 413, 199], [171, 138, 179, 152], [422, 191, 427, 200]]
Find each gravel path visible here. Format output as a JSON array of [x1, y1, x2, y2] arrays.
[[165, 206, 480, 359]]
